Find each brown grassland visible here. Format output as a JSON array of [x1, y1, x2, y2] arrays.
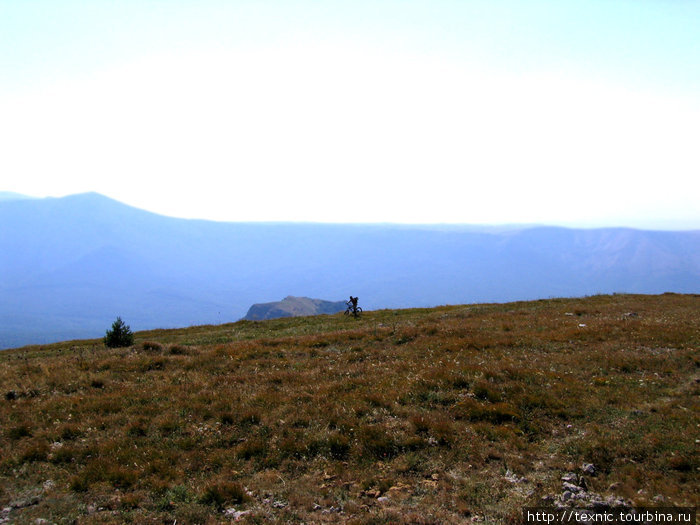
[[0, 293, 698, 524]]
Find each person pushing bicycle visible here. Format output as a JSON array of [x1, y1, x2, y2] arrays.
[[346, 296, 361, 317]]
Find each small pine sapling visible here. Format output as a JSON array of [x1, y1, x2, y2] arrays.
[[104, 316, 134, 348]]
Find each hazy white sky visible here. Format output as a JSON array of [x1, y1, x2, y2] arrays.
[[1, 1, 699, 228]]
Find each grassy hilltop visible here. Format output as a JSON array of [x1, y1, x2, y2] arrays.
[[1, 294, 698, 524]]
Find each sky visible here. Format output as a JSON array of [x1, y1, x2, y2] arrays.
[[1, 1, 699, 228]]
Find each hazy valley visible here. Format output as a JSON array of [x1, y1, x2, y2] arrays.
[[1, 193, 698, 349]]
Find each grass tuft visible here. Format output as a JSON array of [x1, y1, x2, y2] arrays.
[[199, 480, 249, 509]]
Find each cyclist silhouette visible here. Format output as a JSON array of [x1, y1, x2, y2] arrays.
[[345, 296, 361, 318]]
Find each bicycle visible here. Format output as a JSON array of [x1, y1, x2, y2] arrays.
[[344, 301, 362, 318]]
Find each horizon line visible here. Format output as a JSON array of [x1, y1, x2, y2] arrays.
[[3, 190, 699, 232]]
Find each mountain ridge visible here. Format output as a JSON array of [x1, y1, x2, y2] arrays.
[[1, 192, 698, 349]]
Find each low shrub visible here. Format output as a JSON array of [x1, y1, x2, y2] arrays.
[[199, 480, 248, 509], [358, 425, 399, 459], [239, 410, 261, 426], [219, 412, 235, 426], [69, 474, 89, 492], [58, 423, 83, 441], [106, 465, 138, 489], [410, 414, 431, 433], [7, 423, 33, 440], [49, 445, 76, 464], [168, 344, 189, 355], [473, 381, 502, 402], [142, 341, 164, 352], [126, 420, 148, 437], [236, 438, 267, 460], [453, 398, 520, 424], [327, 432, 351, 459], [21, 440, 49, 463]]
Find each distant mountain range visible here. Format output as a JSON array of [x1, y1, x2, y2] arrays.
[[1, 192, 698, 349], [243, 296, 347, 321], [0, 191, 37, 201]]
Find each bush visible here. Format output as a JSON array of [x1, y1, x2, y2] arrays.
[[327, 432, 351, 459], [168, 344, 189, 355], [199, 481, 249, 509], [104, 317, 134, 348], [7, 423, 33, 440], [142, 341, 164, 352]]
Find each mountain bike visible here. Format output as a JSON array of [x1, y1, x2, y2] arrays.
[[344, 302, 362, 318]]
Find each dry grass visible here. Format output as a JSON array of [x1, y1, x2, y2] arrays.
[[0, 294, 698, 524]]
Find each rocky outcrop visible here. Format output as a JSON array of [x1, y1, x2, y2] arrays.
[[243, 296, 347, 321]]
